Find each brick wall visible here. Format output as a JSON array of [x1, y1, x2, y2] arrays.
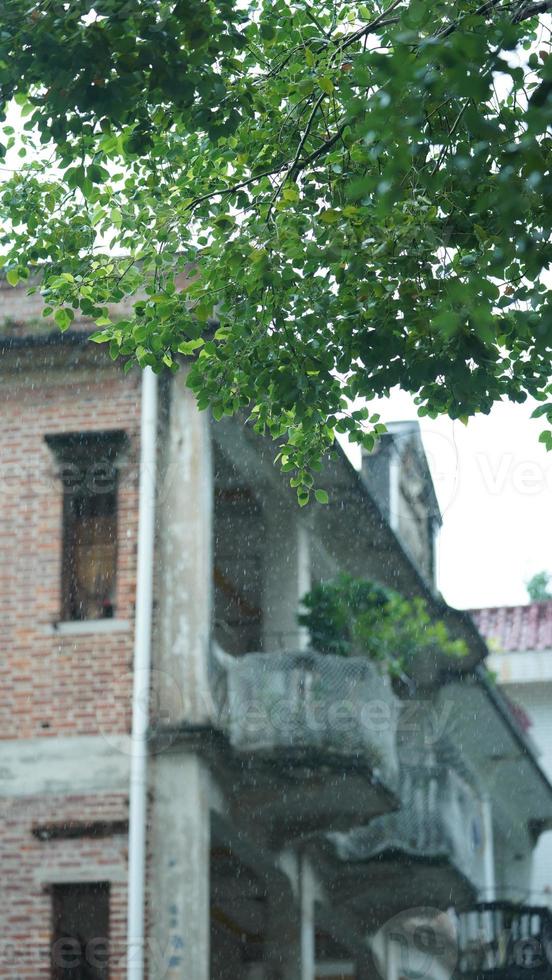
[[0, 793, 129, 979], [0, 347, 140, 741], [0, 275, 134, 340], [1, 284, 144, 980]]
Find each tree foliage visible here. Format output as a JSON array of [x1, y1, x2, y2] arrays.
[[1, 0, 552, 500], [526, 569, 552, 601], [298, 573, 466, 674]]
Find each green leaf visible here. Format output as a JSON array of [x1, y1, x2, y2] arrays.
[[214, 214, 236, 229], [54, 308, 74, 331], [319, 209, 340, 224], [90, 330, 112, 344], [317, 76, 334, 95], [6, 269, 19, 287], [314, 488, 329, 504], [178, 338, 205, 355]]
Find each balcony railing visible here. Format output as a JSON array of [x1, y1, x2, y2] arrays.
[[332, 763, 485, 891], [456, 903, 552, 979], [211, 647, 399, 787]]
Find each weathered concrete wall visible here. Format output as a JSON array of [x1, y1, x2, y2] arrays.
[[0, 734, 129, 797], [154, 371, 213, 724], [361, 431, 438, 590], [394, 443, 436, 588], [149, 751, 211, 980], [263, 498, 311, 653], [493, 674, 552, 904]]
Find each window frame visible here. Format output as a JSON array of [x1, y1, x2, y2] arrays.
[[45, 431, 128, 624]]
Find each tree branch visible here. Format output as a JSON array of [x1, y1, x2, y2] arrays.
[[289, 92, 328, 179], [300, 125, 346, 167], [435, 0, 506, 39], [337, 0, 406, 54], [512, 0, 552, 20], [185, 165, 287, 212], [181, 116, 346, 221], [267, 91, 327, 219], [180, 0, 552, 223]]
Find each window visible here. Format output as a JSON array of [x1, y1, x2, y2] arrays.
[[51, 882, 110, 980], [46, 432, 128, 622], [213, 481, 264, 654]]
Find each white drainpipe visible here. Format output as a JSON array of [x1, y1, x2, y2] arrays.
[[126, 366, 158, 980]]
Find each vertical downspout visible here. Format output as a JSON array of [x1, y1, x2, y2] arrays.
[[126, 366, 158, 980]]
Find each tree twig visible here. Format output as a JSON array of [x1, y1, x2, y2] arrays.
[[301, 125, 346, 166], [267, 91, 327, 220], [185, 165, 287, 213], [430, 100, 470, 175], [336, 0, 406, 55]]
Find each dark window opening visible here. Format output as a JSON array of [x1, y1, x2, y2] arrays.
[[210, 845, 267, 976], [62, 487, 117, 621], [45, 431, 128, 622], [51, 882, 110, 980], [213, 445, 264, 656]]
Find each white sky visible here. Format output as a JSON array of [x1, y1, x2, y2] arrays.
[[356, 392, 552, 611]]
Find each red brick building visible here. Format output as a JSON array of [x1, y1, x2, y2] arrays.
[[3, 279, 552, 980], [0, 281, 141, 978]]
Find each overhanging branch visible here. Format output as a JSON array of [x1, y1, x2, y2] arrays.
[[513, 0, 552, 20]]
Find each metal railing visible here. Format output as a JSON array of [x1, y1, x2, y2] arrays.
[[456, 903, 552, 978]]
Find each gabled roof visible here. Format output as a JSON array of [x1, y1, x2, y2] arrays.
[[471, 601, 552, 653]]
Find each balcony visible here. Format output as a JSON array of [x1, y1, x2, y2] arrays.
[[323, 764, 485, 923], [210, 648, 400, 841], [456, 903, 552, 980]]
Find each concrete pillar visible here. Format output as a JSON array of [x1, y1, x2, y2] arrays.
[[149, 752, 210, 980], [300, 855, 316, 980], [482, 794, 496, 901], [385, 934, 399, 980], [265, 851, 317, 980], [265, 894, 302, 980], [481, 792, 496, 948], [264, 851, 302, 980], [355, 958, 377, 980], [155, 372, 213, 724], [388, 447, 400, 535], [263, 505, 311, 653]]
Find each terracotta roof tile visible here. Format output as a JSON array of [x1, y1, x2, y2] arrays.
[[471, 601, 552, 652]]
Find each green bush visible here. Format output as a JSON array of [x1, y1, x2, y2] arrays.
[[298, 574, 466, 676]]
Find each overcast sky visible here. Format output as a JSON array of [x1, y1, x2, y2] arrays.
[[358, 392, 552, 611]]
